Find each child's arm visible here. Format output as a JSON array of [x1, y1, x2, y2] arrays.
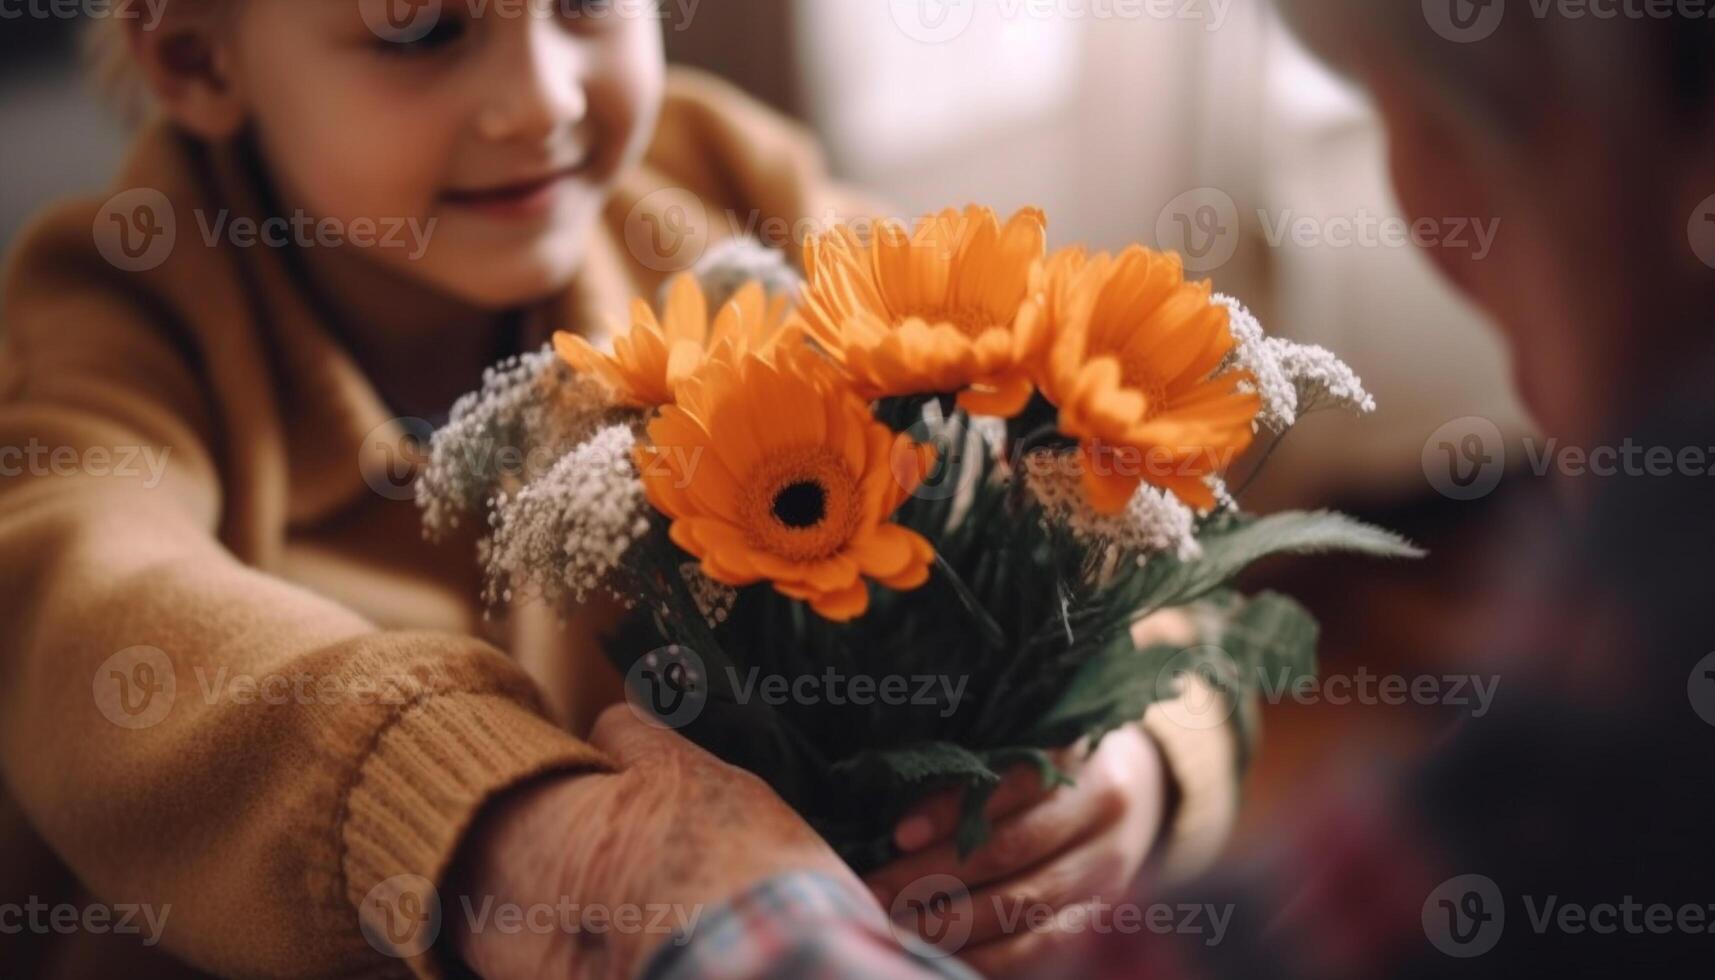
[[0, 211, 608, 975]]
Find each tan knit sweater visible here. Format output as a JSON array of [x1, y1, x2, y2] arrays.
[[0, 69, 1238, 979]]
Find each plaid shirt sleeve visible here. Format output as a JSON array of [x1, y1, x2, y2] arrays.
[[641, 872, 979, 980]]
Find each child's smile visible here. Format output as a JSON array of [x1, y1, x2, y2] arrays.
[[440, 153, 596, 221]]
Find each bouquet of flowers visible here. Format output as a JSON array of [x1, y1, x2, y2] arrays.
[[418, 206, 1418, 869]]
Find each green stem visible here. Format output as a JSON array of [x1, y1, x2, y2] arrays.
[[933, 552, 1008, 651]]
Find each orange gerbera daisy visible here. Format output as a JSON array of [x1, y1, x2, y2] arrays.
[[1038, 246, 1259, 513], [554, 273, 793, 408], [636, 342, 938, 621], [796, 205, 1049, 417]]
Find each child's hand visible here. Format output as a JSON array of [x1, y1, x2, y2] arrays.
[[866, 726, 1167, 977]]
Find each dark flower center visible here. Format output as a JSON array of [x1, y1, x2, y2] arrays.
[[771, 480, 828, 530]]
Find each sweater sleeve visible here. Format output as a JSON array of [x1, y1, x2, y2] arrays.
[[0, 214, 610, 978]]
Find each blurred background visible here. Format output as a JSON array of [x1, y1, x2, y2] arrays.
[[0, 0, 1538, 853]]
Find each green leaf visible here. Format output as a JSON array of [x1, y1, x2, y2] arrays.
[[1194, 591, 1321, 768], [1219, 591, 1320, 684], [1018, 636, 1176, 747], [1140, 511, 1423, 613], [831, 741, 1002, 790]]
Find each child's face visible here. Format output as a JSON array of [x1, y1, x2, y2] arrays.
[[229, 0, 664, 307]]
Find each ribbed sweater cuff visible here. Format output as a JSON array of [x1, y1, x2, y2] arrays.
[[341, 692, 612, 976], [1140, 676, 1243, 886]]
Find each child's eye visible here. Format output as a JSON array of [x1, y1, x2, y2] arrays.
[[373, 16, 469, 55]]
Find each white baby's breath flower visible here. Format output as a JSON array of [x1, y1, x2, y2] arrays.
[[686, 236, 803, 312], [418, 346, 623, 540], [482, 423, 651, 609], [1023, 451, 1201, 564], [681, 562, 738, 626], [1267, 337, 1377, 418], [1213, 294, 1376, 432], [1214, 294, 1297, 432]]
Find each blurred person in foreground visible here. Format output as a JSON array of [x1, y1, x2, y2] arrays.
[[647, 6, 1715, 979]]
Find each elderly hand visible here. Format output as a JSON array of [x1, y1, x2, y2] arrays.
[[447, 705, 865, 979]]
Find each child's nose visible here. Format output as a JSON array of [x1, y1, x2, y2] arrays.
[[477, 20, 590, 144]]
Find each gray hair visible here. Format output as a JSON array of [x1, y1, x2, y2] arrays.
[[1272, 1, 1715, 140]]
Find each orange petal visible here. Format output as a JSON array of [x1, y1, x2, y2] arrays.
[[808, 579, 870, 621]]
